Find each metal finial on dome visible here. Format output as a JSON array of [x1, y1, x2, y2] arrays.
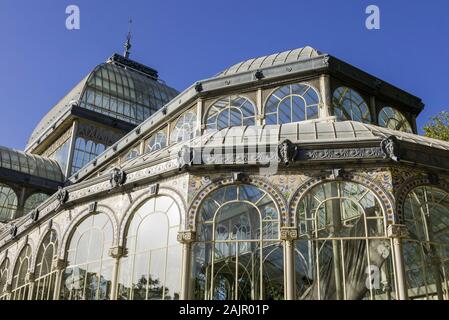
[[124, 19, 132, 59]]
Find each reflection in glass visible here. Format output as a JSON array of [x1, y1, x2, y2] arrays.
[[24, 193, 49, 215], [192, 184, 283, 300], [61, 213, 114, 300], [265, 84, 320, 125], [117, 196, 182, 300], [205, 96, 256, 131], [403, 186, 449, 300], [378, 107, 413, 133], [147, 131, 167, 153], [0, 184, 17, 221], [171, 111, 197, 144], [71, 137, 106, 174], [296, 181, 394, 300], [333, 87, 371, 123], [34, 230, 58, 300]]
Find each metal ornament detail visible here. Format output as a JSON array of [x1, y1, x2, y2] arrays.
[[149, 184, 159, 196], [110, 168, 127, 188], [9, 225, 18, 238], [381, 136, 400, 162], [280, 227, 298, 241], [177, 145, 194, 170], [56, 187, 69, 206], [177, 231, 196, 244], [278, 140, 297, 166], [29, 209, 40, 223], [195, 82, 203, 93], [254, 70, 264, 80], [88, 202, 98, 214]]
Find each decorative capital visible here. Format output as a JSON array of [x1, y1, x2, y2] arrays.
[[177, 231, 196, 244], [56, 187, 69, 206], [280, 227, 298, 241], [381, 136, 400, 162], [88, 202, 98, 214], [110, 168, 127, 189], [108, 246, 127, 259], [278, 140, 297, 166], [51, 258, 67, 271], [177, 145, 194, 170], [149, 184, 159, 196], [195, 82, 203, 93], [254, 69, 264, 80], [9, 225, 18, 238], [29, 209, 39, 223], [231, 172, 248, 183], [331, 168, 345, 180], [387, 224, 408, 238]]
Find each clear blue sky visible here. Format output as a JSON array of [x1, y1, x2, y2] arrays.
[[0, 0, 448, 150]]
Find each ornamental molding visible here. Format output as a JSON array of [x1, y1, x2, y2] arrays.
[[56, 187, 69, 207], [177, 231, 196, 244], [110, 168, 127, 189], [299, 147, 384, 161], [29, 209, 39, 223], [280, 227, 298, 241], [278, 140, 297, 166]]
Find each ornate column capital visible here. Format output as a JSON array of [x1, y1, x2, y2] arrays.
[[108, 246, 127, 259], [177, 231, 196, 244], [51, 258, 67, 272], [280, 227, 298, 241], [387, 224, 408, 238]]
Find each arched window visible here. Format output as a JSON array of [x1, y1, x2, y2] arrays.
[[125, 148, 140, 161], [11, 245, 32, 300], [61, 213, 114, 300], [205, 96, 256, 131], [0, 258, 9, 300], [33, 230, 58, 300], [378, 107, 413, 133], [170, 111, 197, 144], [403, 186, 449, 300], [296, 181, 392, 300], [333, 87, 371, 123], [71, 137, 107, 174], [24, 193, 49, 215], [265, 83, 320, 125], [117, 196, 182, 300], [192, 184, 283, 300], [0, 184, 17, 221], [147, 131, 167, 153]]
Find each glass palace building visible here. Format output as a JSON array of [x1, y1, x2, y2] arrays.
[[0, 45, 449, 300]]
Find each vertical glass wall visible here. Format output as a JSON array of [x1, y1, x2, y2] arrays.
[[0, 184, 17, 221], [295, 181, 394, 300], [48, 139, 70, 175], [71, 137, 106, 174], [33, 230, 58, 300], [403, 186, 449, 300], [11, 245, 32, 300], [24, 193, 50, 216], [0, 258, 9, 300], [61, 213, 114, 300], [117, 196, 182, 300], [191, 184, 284, 300]]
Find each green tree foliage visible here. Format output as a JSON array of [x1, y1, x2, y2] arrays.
[[423, 111, 449, 142]]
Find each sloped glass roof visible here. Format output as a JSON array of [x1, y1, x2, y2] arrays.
[[217, 46, 323, 76], [27, 56, 178, 149], [0, 146, 64, 182]]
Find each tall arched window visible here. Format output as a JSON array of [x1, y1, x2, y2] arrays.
[[61, 213, 114, 300], [117, 196, 182, 300], [205, 96, 256, 132], [296, 181, 392, 300], [378, 107, 413, 133], [0, 184, 17, 221], [24, 193, 49, 215], [170, 111, 197, 144], [265, 83, 320, 125], [0, 258, 9, 300], [333, 87, 371, 123], [147, 131, 167, 153], [33, 230, 58, 300], [71, 137, 107, 174], [11, 245, 32, 300], [192, 184, 283, 300], [403, 186, 449, 300]]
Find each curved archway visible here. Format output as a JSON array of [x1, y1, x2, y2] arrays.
[[0, 183, 18, 221], [33, 230, 58, 300], [205, 96, 256, 132], [0, 257, 9, 300], [191, 183, 284, 300], [332, 87, 371, 123], [60, 212, 114, 300], [11, 245, 32, 300]]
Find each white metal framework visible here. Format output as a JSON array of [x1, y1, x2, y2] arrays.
[[333, 87, 371, 123], [11, 245, 32, 300], [33, 230, 58, 300], [0, 184, 17, 221], [170, 111, 197, 144], [147, 131, 167, 153], [205, 96, 256, 132], [378, 107, 413, 133]]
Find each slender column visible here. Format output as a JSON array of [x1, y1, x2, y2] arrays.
[[281, 227, 298, 300], [319, 74, 332, 118], [4, 283, 11, 300], [370, 96, 377, 124], [66, 120, 79, 177], [177, 231, 196, 300], [108, 246, 126, 300], [257, 88, 264, 126], [51, 259, 67, 300], [196, 99, 203, 136], [388, 225, 408, 300], [26, 272, 35, 300]]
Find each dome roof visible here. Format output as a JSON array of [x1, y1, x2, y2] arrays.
[[27, 55, 179, 150], [217, 46, 324, 77]]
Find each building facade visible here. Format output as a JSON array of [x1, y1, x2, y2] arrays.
[[0, 46, 448, 300]]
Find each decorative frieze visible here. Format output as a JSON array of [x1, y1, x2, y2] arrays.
[[299, 147, 384, 161], [280, 227, 298, 241]]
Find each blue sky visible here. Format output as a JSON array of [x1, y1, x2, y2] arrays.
[[0, 0, 448, 149]]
